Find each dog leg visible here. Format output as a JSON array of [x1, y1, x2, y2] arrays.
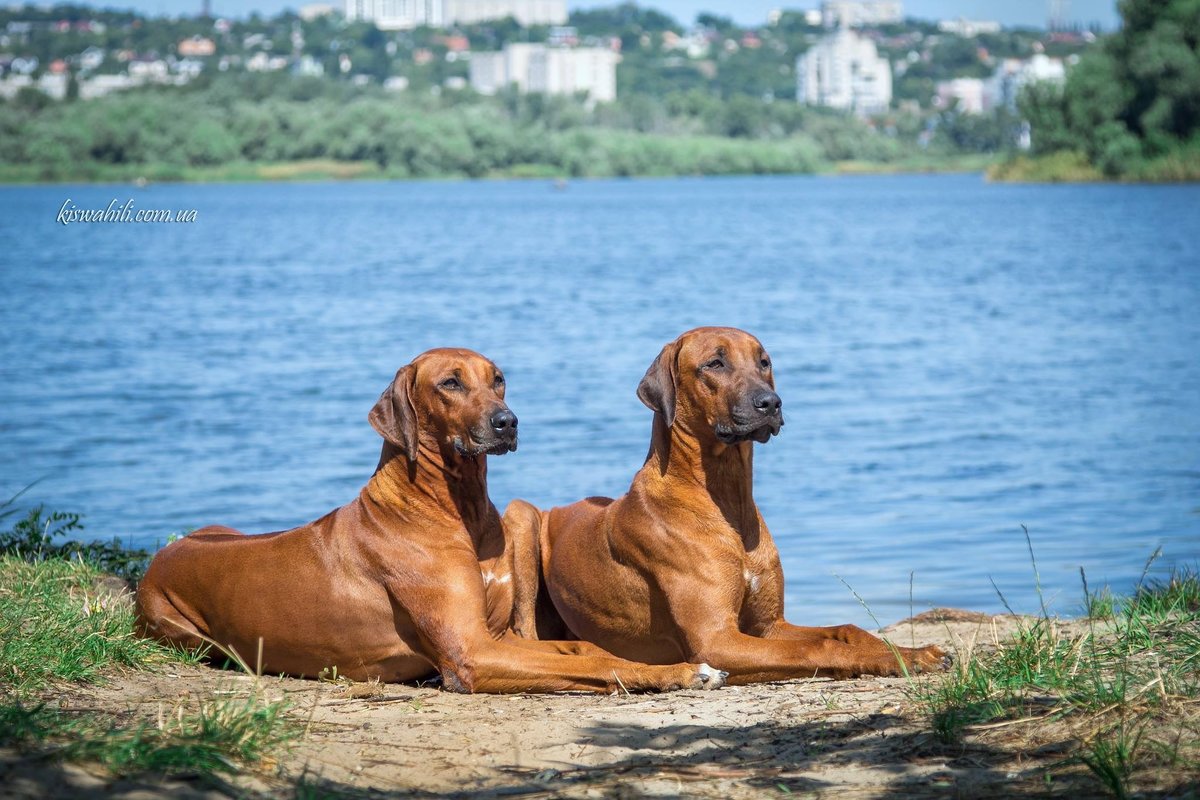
[[765, 621, 951, 674], [442, 636, 726, 694]]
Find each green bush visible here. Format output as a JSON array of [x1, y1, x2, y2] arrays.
[[1016, 0, 1200, 178], [1, 489, 151, 580]]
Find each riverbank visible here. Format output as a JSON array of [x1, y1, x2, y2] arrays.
[[2, 552, 1197, 799], [13, 150, 1200, 186], [987, 147, 1200, 184], [0, 615, 1063, 799], [0, 154, 995, 185]]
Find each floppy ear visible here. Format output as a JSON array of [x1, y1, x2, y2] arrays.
[[368, 365, 419, 460], [637, 340, 679, 428]]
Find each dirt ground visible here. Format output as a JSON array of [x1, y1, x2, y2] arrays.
[[1, 611, 1113, 799]]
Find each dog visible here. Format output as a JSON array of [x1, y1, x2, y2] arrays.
[[505, 328, 949, 683], [135, 348, 725, 693]]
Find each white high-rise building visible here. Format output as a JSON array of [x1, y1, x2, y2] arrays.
[[445, 0, 567, 26], [470, 42, 618, 102], [344, 0, 442, 30], [820, 1, 903, 28], [796, 28, 892, 115]]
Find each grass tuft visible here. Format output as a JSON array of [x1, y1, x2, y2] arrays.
[[1080, 721, 1144, 800], [1, 694, 295, 777], [1128, 566, 1200, 619], [0, 508, 296, 785], [0, 555, 197, 694], [1081, 568, 1117, 620], [910, 543, 1200, 797]]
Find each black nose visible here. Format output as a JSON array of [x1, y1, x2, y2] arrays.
[[491, 409, 518, 436], [752, 390, 782, 417]]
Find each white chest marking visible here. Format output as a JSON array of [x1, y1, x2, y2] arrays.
[[482, 570, 512, 587], [744, 569, 761, 593]]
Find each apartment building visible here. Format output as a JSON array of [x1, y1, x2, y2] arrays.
[[797, 27, 893, 115]]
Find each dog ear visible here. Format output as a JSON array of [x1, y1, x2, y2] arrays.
[[637, 340, 679, 427], [368, 365, 419, 460]]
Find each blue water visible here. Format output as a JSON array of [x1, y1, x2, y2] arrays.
[[2, 174, 1198, 627]]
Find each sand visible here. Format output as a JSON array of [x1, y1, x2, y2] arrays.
[[1, 610, 1124, 799]]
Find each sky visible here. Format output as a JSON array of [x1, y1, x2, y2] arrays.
[[45, 0, 1123, 30]]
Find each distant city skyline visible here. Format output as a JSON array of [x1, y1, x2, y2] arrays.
[[29, 0, 1122, 30]]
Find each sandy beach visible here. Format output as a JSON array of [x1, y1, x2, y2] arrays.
[[2, 611, 1127, 799]]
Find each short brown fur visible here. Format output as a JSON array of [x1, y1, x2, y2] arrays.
[[507, 328, 949, 683], [135, 348, 723, 694]]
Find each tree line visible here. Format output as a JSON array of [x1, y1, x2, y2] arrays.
[[1017, 0, 1199, 179], [1, 73, 1001, 181]]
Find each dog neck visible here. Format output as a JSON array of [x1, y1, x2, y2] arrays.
[[365, 440, 493, 535], [643, 412, 760, 541]]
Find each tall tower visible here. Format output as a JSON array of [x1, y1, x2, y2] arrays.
[[1048, 0, 1070, 31], [201, 0, 211, 17]]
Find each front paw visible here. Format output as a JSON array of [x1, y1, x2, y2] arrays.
[[900, 644, 952, 674], [693, 663, 728, 690]]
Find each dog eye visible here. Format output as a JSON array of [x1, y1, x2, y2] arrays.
[[703, 359, 725, 370], [440, 377, 463, 391], [493, 374, 505, 387], [760, 358, 771, 369]]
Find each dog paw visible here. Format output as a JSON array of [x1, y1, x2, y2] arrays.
[[905, 644, 951, 674], [696, 663, 728, 690]]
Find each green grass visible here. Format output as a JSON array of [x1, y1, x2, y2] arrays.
[[987, 150, 1106, 183], [0, 555, 193, 693], [910, 550, 1200, 798], [1, 694, 295, 777], [0, 553, 297, 782], [1127, 567, 1200, 620], [0, 496, 299, 784], [988, 139, 1200, 184], [1081, 568, 1117, 620], [833, 153, 996, 175], [1080, 720, 1145, 800]]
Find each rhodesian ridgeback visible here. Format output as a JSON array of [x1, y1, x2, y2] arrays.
[[135, 348, 725, 693], [506, 328, 949, 683]]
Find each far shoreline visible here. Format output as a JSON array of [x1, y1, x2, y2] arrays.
[[0, 155, 999, 187], [6, 154, 1197, 186]]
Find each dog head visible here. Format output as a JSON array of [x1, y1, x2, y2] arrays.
[[638, 327, 783, 445], [369, 348, 517, 462]]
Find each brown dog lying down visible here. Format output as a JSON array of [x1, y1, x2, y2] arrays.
[[135, 348, 725, 694], [506, 327, 949, 684]]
